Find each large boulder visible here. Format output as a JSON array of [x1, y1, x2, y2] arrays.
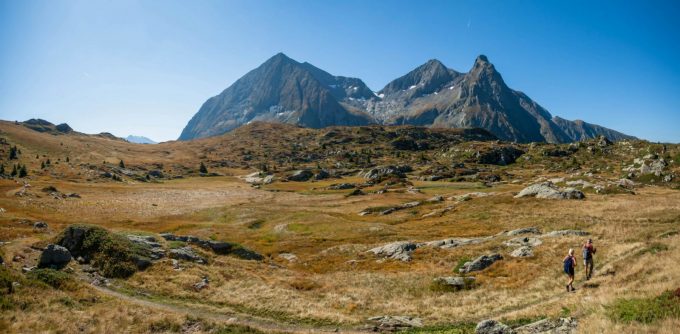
[[169, 247, 206, 264], [367, 316, 423, 332], [359, 165, 412, 180], [38, 244, 72, 268], [545, 230, 589, 237], [287, 170, 313, 182], [368, 241, 419, 261], [433, 276, 476, 290], [459, 254, 503, 273], [510, 246, 534, 258], [514, 182, 584, 200], [474, 146, 525, 165], [515, 317, 578, 334], [476, 319, 515, 334]]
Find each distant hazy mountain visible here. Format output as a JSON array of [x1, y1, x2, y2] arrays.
[[180, 53, 635, 143], [125, 135, 157, 144]]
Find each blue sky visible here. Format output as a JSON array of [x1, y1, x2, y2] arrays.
[[1, 0, 678, 142]]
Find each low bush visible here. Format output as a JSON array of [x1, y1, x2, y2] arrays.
[[608, 289, 680, 323], [27, 268, 76, 290]]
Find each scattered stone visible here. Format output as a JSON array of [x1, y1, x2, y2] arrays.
[[346, 189, 365, 196], [459, 254, 503, 273], [475, 319, 514, 334], [127, 235, 165, 260], [510, 246, 534, 258], [314, 169, 330, 180], [506, 227, 540, 236], [474, 146, 525, 165], [515, 317, 578, 334], [368, 241, 418, 262], [22, 266, 35, 273], [33, 221, 48, 229], [359, 165, 412, 180], [193, 276, 209, 291], [278, 253, 298, 262], [544, 230, 589, 237], [161, 233, 263, 261], [244, 172, 274, 185], [426, 195, 444, 203], [421, 206, 455, 218], [38, 244, 72, 268], [504, 237, 542, 247], [367, 316, 423, 332], [12, 254, 24, 262], [433, 276, 476, 290], [169, 247, 206, 264], [171, 259, 181, 270], [287, 169, 314, 182], [565, 180, 594, 189], [328, 183, 355, 190], [449, 192, 493, 202], [514, 182, 585, 200], [597, 135, 613, 147], [425, 237, 492, 249]]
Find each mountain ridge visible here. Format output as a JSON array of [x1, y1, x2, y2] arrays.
[[179, 53, 636, 143]]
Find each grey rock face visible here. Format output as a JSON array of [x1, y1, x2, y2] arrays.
[[515, 317, 578, 334], [179, 53, 633, 143], [368, 241, 419, 261], [169, 247, 206, 264], [475, 146, 525, 165], [506, 227, 540, 236], [367, 316, 423, 332], [459, 254, 503, 273], [359, 165, 412, 180], [475, 319, 515, 334], [433, 276, 476, 290], [504, 237, 542, 247], [179, 53, 373, 140], [33, 221, 48, 229], [510, 246, 534, 258], [287, 170, 313, 182], [514, 182, 585, 200], [545, 230, 589, 237], [38, 244, 72, 268]]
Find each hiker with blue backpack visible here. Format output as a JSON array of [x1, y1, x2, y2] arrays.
[[582, 239, 596, 280], [563, 249, 576, 292]]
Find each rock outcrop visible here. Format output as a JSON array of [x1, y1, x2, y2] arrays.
[[38, 244, 72, 268], [514, 182, 585, 200]]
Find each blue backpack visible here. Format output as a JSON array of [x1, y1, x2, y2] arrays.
[[563, 257, 573, 274]]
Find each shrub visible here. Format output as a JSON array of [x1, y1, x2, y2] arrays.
[[56, 225, 149, 278], [27, 268, 75, 290], [608, 290, 680, 323]]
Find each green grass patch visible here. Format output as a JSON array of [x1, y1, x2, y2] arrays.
[[27, 268, 76, 290], [167, 240, 186, 249], [637, 242, 669, 256], [608, 289, 680, 323], [453, 258, 471, 273], [403, 322, 475, 334]]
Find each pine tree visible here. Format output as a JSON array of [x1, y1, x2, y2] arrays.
[[199, 162, 208, 174], [10, 164, 17, 177], [41, 161, 45, 169], [0, 164, 4, 175], [119, 160, 125, 168], [66, 157, 69, 162], [46, 159, 51, 165], [19, 165, 27, 178], [9, 146, 17, 160]]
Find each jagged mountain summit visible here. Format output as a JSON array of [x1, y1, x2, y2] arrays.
[[179, 53, 373, 140], [180, 53, 634, 143]]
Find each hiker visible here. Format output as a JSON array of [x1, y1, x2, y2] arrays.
[[563, 248, 576, 292], [582, 238, 596, 280]]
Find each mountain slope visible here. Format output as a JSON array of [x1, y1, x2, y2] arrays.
[[180, 53, 634, 143], [178, 53, 373, 140]]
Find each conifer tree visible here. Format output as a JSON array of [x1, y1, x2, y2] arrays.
[[199, 162, 208, 174]]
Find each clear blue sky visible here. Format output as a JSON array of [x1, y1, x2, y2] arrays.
[[1, 0, 678, 142]]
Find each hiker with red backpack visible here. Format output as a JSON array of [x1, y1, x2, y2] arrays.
[[563, 248, 577, 292], [582, 239, 596, 280]]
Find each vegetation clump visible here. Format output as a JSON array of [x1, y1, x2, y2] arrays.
[[27, 268, 76, 290], [56, 225, 150, 278], [608, 289, 680, 323]]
